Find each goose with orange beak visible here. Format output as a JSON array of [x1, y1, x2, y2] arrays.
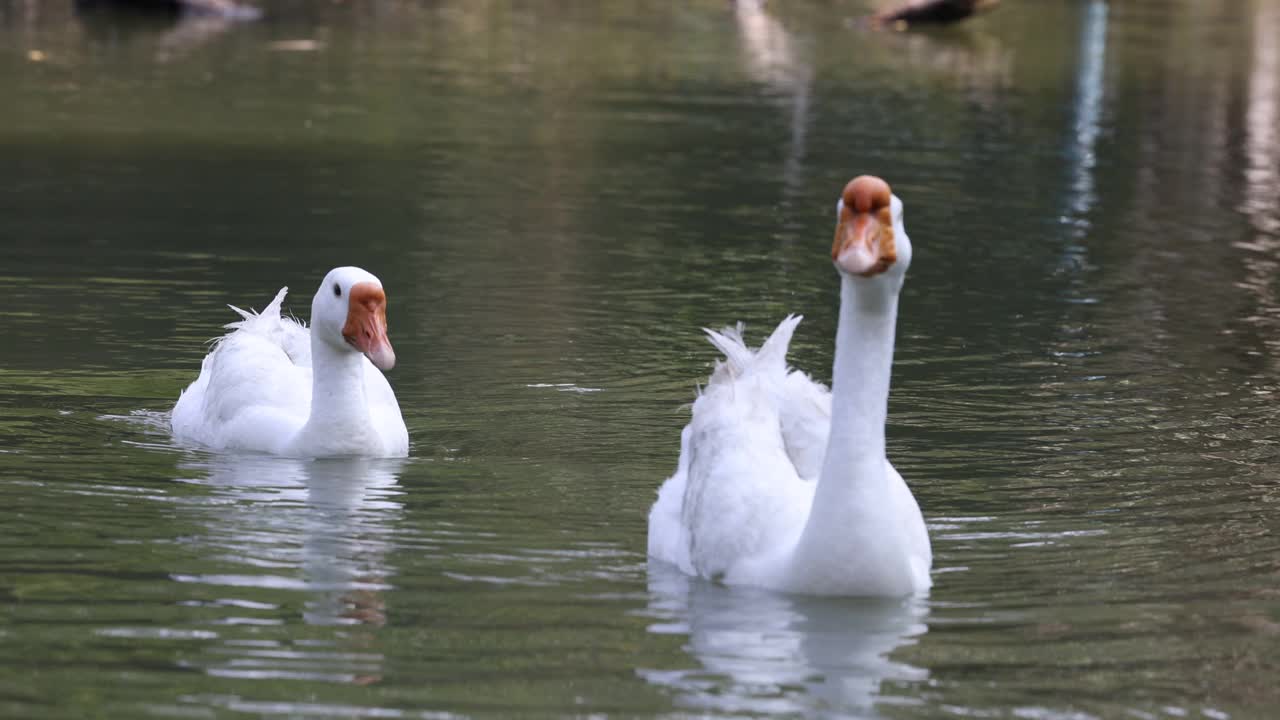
[[341, 280, 396, 371], [172, 266, 409, 457], [832, 175, 899, 277], [648, 175, 930, 597]]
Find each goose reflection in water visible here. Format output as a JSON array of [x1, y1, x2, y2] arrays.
[[174, 455, 404, 683], [641, 562, 929, 717], [179, 455, 404, 625]]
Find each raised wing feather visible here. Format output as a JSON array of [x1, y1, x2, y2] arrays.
[[652, 316, 818, 580], [706, 315, 833, 482], [172, 288, 312, 453]]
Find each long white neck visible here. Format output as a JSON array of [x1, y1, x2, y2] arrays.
[[799, 273, 901, 540], [291, 333, 373, 453]]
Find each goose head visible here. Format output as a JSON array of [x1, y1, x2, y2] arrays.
[[831, 175, 911, 284], [311, 266, 396, 371]]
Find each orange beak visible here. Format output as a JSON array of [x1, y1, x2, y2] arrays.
[[831, 175, 897, 277], [342, 282, 395, 371]]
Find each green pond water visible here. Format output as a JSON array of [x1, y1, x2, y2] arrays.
[[2, 0, 1279, 717]]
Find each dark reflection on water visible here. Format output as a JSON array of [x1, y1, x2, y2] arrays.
[[3, 0, 1280, 717]]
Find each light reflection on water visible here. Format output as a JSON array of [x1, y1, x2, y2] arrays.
[[2, 0, 1280, 718], [173, 455, 405, 631], [642, 561, 929, 717]]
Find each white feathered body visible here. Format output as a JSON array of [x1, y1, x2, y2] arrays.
[[648, 315, 931, 596], [172, 288, 408, 457]]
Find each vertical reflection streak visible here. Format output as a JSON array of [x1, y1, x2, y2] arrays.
[[733, 0, 812, 202], [1067, 0, 1108, 222], [1234, 1, 1280, 356]]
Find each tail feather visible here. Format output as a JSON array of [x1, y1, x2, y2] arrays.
[[756, 314, 803, 375], [704, 314, 802, 373], [703, 322, 752, 374], [224, 287, 289, 331]]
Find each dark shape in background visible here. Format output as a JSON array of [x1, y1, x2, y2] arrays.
[[872, 0, 998, 29], [74, 0, 260, 21]]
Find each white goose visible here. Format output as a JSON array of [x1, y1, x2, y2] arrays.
[[648, 176, 931, 597], [171, 267, 409, 458]]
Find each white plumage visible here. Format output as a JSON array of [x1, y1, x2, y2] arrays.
[[648, 176, 932, 597], [172, 267, 408, 458]]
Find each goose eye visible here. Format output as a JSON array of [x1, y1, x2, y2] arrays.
[[333, 283, 342, 297]]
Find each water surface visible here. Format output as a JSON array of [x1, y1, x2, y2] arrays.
[[2, 0, 1279, 717]]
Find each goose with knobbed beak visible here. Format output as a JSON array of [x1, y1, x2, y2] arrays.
[[648, 176, 932, 597], [172, 266, 408, 457]]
